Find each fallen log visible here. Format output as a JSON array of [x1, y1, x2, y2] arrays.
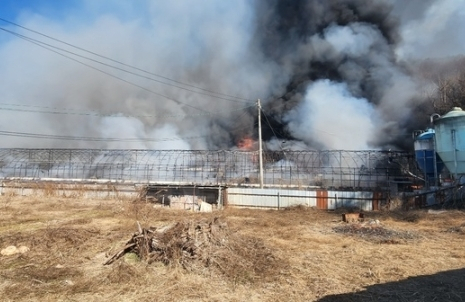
[[104, 242, 136, 265]]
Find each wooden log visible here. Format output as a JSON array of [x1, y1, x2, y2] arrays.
[[342, 213, 364, 223], [104, 242, 136, 265]]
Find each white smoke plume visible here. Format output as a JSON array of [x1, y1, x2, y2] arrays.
[[394, 0, 465, 60], [285, 80, 379, 150]]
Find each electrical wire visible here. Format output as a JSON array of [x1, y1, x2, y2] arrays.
[[0, 27, 215, 114], [0, 102, 255, 119], [0, 19, 262, 147], [260, 108, 289, 152], [0, 130, 207, 142], [0, 27, 250, 105], [261, 109, 281, 141], [0, 124, 256, 143], [0, 19, 261, 146], [0, 18, 253, 104]]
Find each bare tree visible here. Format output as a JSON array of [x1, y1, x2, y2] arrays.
[[417, 57, 465, 115]]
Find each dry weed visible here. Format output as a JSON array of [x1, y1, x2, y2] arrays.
[[105, 217, 287, 285], [2, 267, 82, 300], [1, 195, 465, 301], [41, 182, 59, 197], [3, 190, 18, 198], [105, 261, 139, 284]]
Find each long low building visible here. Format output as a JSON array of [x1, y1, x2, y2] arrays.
[[1, 178, 387, 211], [0, 148, 427, 210]]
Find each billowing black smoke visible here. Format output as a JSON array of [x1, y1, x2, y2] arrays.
[[236, 0, 419, 151]]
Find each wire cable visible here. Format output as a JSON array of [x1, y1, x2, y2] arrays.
[[0, 130, 207, 142], [0, 27, 215, 114], [260, 108, 289, 152], [0, 27, 250, 105], [0, 18, 253, 104], [0, 125, 256, 143], [0, 102, 255, 119]]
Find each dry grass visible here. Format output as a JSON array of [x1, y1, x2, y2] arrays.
[[104, 217, 286, 286], [0, 196, 465, 301]]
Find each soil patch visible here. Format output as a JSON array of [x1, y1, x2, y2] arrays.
[[333, 221, 418, 243]]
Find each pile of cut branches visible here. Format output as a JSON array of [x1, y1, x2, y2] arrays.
[[104, 217, 285, 283], [104, 217, 228, 267]]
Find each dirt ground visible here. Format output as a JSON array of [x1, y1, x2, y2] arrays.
[[1, 195, 465, 302]]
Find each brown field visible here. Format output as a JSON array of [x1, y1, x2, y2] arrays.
[[1, 195, 465, 301]]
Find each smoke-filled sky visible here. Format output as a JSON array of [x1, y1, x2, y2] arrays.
[[0, 0, 464, 151]]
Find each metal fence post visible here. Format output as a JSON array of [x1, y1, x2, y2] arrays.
[[277, 191, 280, 210]]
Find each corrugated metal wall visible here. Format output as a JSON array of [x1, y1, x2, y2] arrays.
[[227, 187, 380, 210], [227, 188, 317, 209]]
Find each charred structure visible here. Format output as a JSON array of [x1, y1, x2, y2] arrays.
[[0, 148, 419, 192]]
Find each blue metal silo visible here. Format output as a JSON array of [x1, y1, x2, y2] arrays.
[[433, 107, 465, 179], [413, 128, 444, 186]]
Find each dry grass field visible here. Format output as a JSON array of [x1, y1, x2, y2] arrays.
[[1, 195, 465, 301]]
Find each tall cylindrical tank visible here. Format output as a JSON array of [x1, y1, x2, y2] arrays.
[[433, 107, 465, 178], [413, 128, 444, 185]]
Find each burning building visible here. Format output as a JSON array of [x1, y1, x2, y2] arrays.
[[0, 1, 463, 208]]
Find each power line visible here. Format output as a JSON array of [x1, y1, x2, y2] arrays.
[[0, 130, 208, 142], [0, 26, 250, 105], [0, 19, 261, 148], [0, 124, 255, 143], [0, 18, 253, 104], [0, 27, 214, 114], [261, 109, 281, 141], [260, 108, 288, 152], [0, 102, 255, 119]]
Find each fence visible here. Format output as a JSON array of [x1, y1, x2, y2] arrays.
[[226, 187, 380, 210], [0, 149, 419, 189]]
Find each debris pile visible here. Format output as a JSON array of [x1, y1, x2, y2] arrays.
[[104, 217, 283, 282], [333, 220, 417, 243], [104, 218, 227, 266]]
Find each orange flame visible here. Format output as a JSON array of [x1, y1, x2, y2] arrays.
[[237, 137, 255, 151]]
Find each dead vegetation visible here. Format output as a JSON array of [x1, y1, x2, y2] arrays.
[[104, 217, 284, 284], [1, 196, 465, 301], [333, 221, 418, 243]]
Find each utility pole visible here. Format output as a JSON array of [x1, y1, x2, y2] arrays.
[[257, 99, 264, 188]]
